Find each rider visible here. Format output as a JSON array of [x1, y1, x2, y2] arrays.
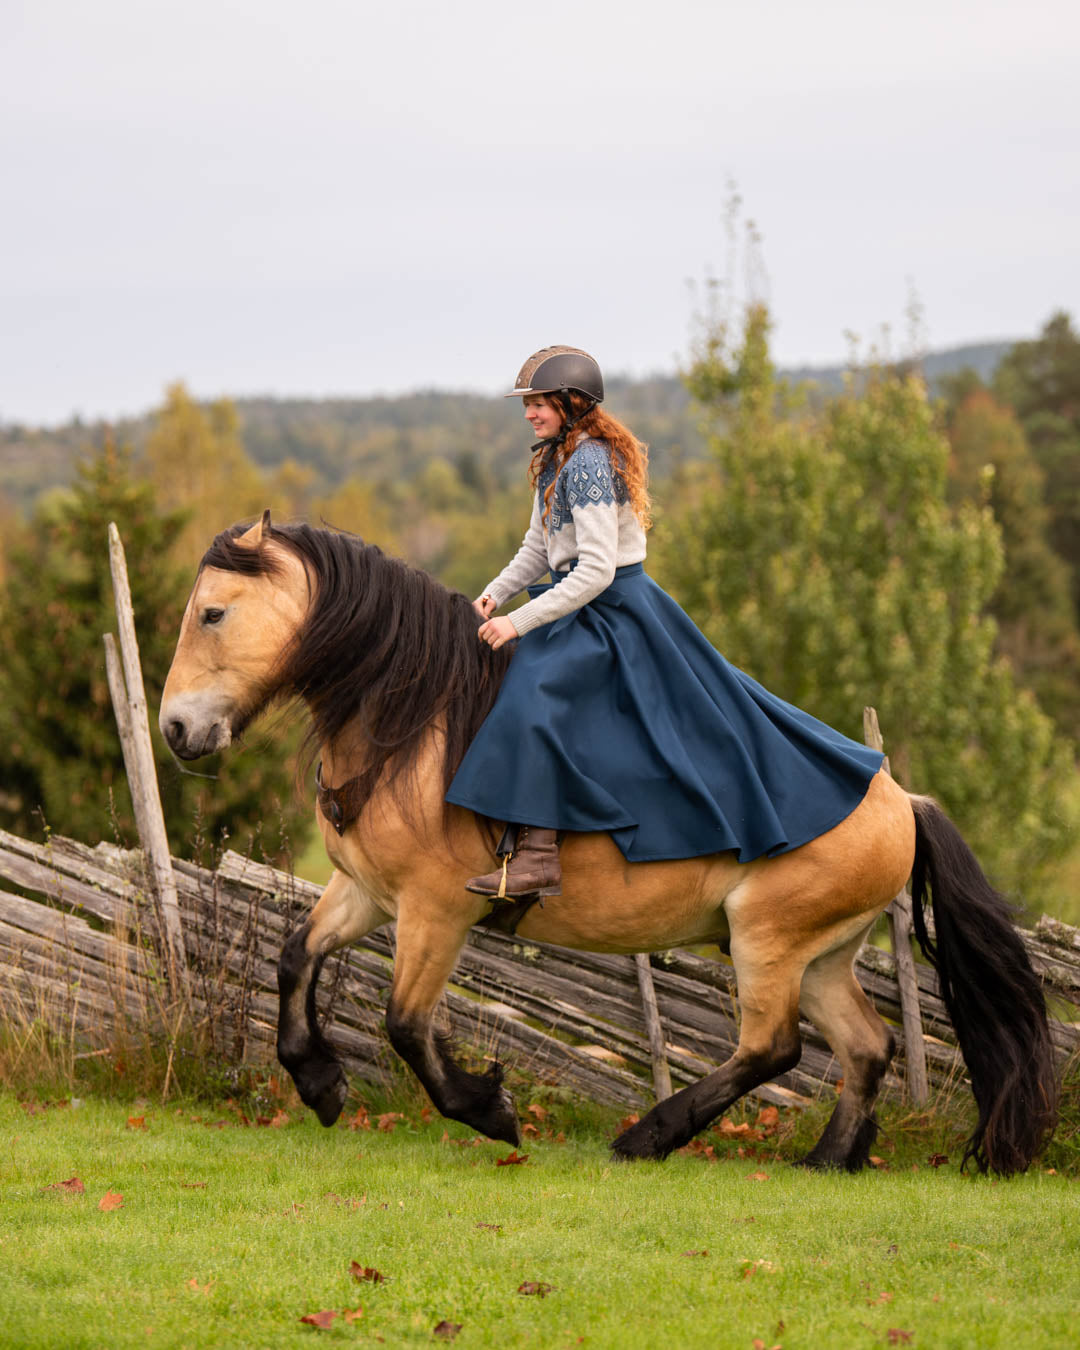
[[447, 346, 883, 901]]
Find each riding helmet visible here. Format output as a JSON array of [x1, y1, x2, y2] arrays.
[[506, 346, 604, 403]]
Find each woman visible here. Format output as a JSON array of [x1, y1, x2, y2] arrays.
[[446, 345, 883, 900]]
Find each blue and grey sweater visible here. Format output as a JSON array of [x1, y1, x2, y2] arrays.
[[482, 438, 648, 636]]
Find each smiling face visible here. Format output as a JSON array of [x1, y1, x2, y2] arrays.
[[522, 394, 564, 440]]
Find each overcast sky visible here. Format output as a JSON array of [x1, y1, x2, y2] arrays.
[[2, 0, 1077, 426]]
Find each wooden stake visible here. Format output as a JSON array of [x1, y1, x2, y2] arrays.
[[863, 706, 928, 1104], [105, 523, 189, 1000], [634, 952, 673, 1101]]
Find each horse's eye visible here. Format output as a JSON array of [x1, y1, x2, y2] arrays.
[[202, 607, 226, 626]]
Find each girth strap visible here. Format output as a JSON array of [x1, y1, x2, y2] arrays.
[[315, 760, 368, 836]]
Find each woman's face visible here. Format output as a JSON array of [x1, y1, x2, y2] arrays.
[[522, 394, 563, 440]]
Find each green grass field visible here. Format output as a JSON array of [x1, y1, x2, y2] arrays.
[[3, 1090, 1077, 1350]]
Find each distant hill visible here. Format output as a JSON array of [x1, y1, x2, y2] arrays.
[[0, 340, 1017, 515]]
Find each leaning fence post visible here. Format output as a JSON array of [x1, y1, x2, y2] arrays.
[[863, 706, 928, 1105], [105, 522, 189, 1001], [634, 952, 673, 1101]]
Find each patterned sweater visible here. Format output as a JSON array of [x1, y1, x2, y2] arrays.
[[482, 438, 648, 636]]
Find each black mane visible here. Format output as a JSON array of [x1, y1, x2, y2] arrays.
[[201, 521, 512, 824]]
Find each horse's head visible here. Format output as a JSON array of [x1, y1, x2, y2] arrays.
[[160, 510, 310, 760]]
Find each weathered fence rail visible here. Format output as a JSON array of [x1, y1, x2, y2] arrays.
[[1, 827, 1077, 1115]]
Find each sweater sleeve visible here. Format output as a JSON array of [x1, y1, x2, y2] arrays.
[[481, 496, 550, 607], [507, 488, 619, 636]]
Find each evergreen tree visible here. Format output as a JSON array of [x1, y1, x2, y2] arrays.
[[653, 304, 1076, 898], [0, 444, 313, 862], [994, 311, 1080, 610]]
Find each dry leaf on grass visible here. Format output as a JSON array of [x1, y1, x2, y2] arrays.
[[517, 1282, 555, 1297], [433, 1321, 462, 1339], [350, 1262, 385, 1284], [495, 1150, 529, 1167], [98, 1191, 124, 1212], [927, 1153, 949, 1168], [126, 1115, 146, 1130], [44, 1176, 85, 1195], [299, 1310, 337, 1328], [746, 1171, 770, 1182], [526, 1103, 548, 1121], [377, 1112, 405, 1133]]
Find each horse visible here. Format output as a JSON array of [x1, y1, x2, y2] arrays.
[[159, 512, 1058, 1175]]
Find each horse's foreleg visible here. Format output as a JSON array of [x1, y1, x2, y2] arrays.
[[612, 952, 803, 1161], [277, 869, 390, 1126], [385, 903, 520, 1146], [795, 933, 895, 1171]]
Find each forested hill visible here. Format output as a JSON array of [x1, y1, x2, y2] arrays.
[[0, 340, 1014, 513]]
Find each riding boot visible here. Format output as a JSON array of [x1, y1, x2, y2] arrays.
[[465, 827, 562, 900]]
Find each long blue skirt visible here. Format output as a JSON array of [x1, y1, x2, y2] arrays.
[[446, 564, 883, 863]]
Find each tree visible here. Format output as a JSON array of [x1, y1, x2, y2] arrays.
[[994, 311, 1080, 611], [143, 383, 265, 568], [945, 389, 1080, 728], [652, 304, 1076, 898], [0, 444, 313, 862]]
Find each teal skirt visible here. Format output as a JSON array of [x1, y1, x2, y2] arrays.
[[446, 565, 883, 863]]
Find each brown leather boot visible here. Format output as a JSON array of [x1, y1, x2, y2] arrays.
[[465, 827, 562, 900]]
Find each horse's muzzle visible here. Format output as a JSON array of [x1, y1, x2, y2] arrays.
[[159, 694, 234, 760]]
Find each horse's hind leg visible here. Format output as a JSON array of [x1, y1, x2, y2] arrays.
[[385, 897, 520, 1147], [796, 931, 895, 1171], [612, 951, 804, 1161], [277, 869, 390, 1126]]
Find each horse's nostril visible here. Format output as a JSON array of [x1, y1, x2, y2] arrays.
[[167, 719, 185, 748]]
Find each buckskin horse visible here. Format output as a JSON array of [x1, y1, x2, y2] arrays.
[[159, 513, 1057, 1174]]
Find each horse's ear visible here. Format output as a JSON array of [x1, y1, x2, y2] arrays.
[[237, 508, 272, 548]]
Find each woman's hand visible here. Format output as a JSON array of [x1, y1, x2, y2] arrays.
[[472, 594, 497, 621], [478, 615, 518, 650]]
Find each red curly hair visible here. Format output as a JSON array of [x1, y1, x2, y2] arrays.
[[528, 392, 651, 530]]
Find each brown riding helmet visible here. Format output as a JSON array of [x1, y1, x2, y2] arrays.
[[505, 346, 605, 404]]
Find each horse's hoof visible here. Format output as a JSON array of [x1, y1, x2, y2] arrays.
[[487, 1087, 520, 1147], [611, 1118, 669, 1162], [296, 1060, 348, 1126]]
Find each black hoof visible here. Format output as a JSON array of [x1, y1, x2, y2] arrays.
[[294, 1058, 348, 1127], [484, 1087, 521, 1147], [611, 1117, 671, 1162]]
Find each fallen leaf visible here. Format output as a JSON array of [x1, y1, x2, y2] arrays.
[[342, 1307, 364, 1323], [377, 1112, 404, 1133], [616, 1113, 640, 1133], [682, 1249, 709, 1257], [741, 1260, 778, 1279], [517, 1282, 555, 1297], [747, 1171, 770, 1182], [751, 1340, 782, 1350], [420, 1107, 433, 1124], [433, 1321, 462, 1340], [886, 1332, 913, 1345], [522, 1123, 541, 1138], [526, 1103, 548, 1121], [1045, 1167, 1058, 1175], [186, 1279, 213, 1295], [299, 1310, 338, 1328], [476, 1222, 502, 1232], [347, 1107, 371, 1131], [98, 1191, 124, 1212], [44, 1176, 85, 1194], [928, 1153, 949, 1168], [180, 1181, 207, 1190], [868, 1156, 889, 1170], [755, 1106, 780, 1132], [495, 1150, 529, 1167], [867, 1291, 894, 1306], [350, 1263, 385, 1284], [126, 1115, 146, 1131]]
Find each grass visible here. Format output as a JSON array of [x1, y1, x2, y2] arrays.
[[3, 1087, 1078, 1350]]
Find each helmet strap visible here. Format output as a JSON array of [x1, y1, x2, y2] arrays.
[[533, 394, 598, 458]]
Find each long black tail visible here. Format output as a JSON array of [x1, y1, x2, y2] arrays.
[[909, 796, 1058, 1175]]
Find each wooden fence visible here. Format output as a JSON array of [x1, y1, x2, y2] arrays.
[[1, 827, 1078, 1113]]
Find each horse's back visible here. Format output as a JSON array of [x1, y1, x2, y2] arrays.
[[512, 771, 914, 956]]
